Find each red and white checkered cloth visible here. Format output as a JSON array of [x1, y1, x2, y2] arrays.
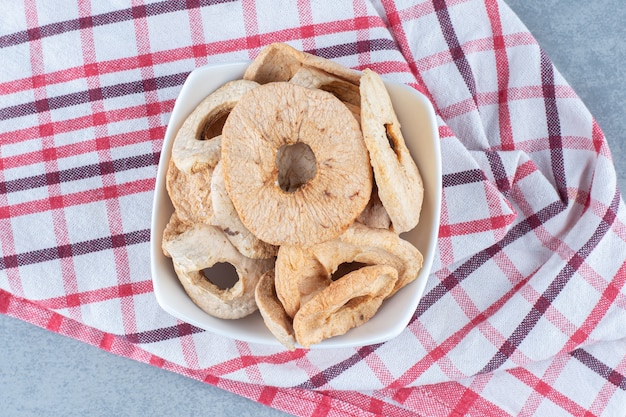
[[1, 0, 625, 415]]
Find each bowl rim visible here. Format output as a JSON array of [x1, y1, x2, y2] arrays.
[[150, 60, 441, 349]]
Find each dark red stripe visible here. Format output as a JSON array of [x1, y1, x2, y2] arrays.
[[124, 322, 205, 344], [1, 152, 159, 195], [480, 191, 620, 373], [432, 0, 478, 104], [1, 38, 397, 122], [414, 199, 568, 319], [485, 150, 511, 193], [540, 49, 568, 204], [0, 73, 188, 121], [0, 0, 237, 48], [296, 344, 382, 389], [442, 169, 485, 188], [308, 38, 397, 60], [571, 348, 626, 391], [0, 229, 150, 271]]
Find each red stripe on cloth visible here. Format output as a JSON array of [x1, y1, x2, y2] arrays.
[[235, 340, 266, 385], [257, 386, 278, 407], [36, 280, 153, 310], [394, 0, 470, 22], [563, 261, 626, 352], [25, 0, 83, 323], [0, 178, 155, 220], [186, 0, 209, 68], [452, 386, 481, 416], [437, 85, 578, 121], [513, 160, 538, 184], [510, 367, 595, 416], [484, 0, 514, 151], [179, 321, 201, 369], [351, 0, 371, 70], [310, 395, 333, 416], [297, 0, 316, 52], [480, 192, 621, 374], [205, 350, 308, 378], [389, 270, 533, 388], [99, 332, 115, 351], [354, 59, 415, 78], [414, 32, 536, 74], [379, 0, 434, 102], [394, 380, 512, 417], [323, 389, 426, 417], [45, 313, 63, 332], [241, 0, 261, 54], [3, 287, 394, 417], [0, 104, 171, 150], [592, 119, 609, 157], [389, 382, 506, 417], [149, 355, 165, 368], [438, 214, 517, 238], [0, 16, 388, 97], [0, 290, 10, 313]]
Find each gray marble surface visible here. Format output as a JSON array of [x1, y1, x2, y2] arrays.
[[1, 1, 624, 416]]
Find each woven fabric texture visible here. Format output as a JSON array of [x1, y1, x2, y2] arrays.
[[1, 1, 625, 415]]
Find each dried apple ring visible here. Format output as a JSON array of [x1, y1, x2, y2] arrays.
[[274, 223, 417, 320], [172, 79, 259, 174], [221, 81, 372, 247], [293, 264, 398, 348], [243, 42, 361, 86], [162, 218, 274, 319], [274, 244, 332, 318], [255, 270, 296, 350], [360, 68, 424, 233], [166, 160, 213, 225], [314, 222, 423, 296], [210, 161, 278, 259], [289, 65, 361, 107], [289, 65, 361, 122]]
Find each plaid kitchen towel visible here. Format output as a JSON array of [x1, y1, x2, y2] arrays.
[[1, 0, 625, 416]]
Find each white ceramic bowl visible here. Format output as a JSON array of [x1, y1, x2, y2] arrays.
[[150, 61, 441, 349]]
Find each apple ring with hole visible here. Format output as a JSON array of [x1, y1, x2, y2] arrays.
[[274, 223, 419, 320], [313, 222, 423, 297], [360, 68, 424, 234], [221, 81, 372, 247], [171, 79, 259, 174], [162, 214, 274, 319], [293, 264, 398, 348]]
